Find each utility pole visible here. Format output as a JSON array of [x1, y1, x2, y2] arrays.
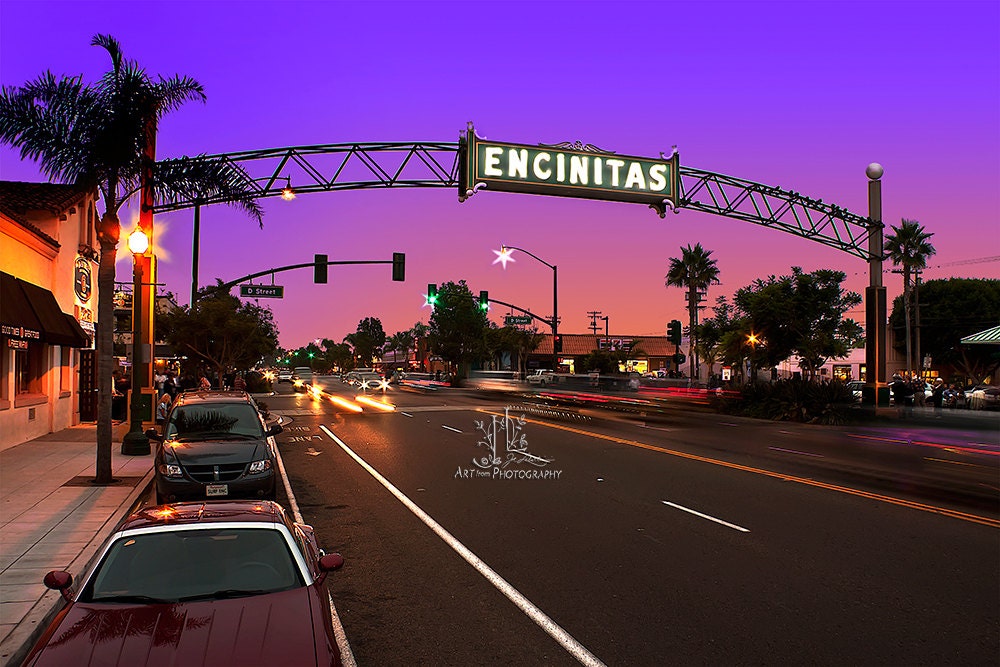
[[587, 311, 603, 335]]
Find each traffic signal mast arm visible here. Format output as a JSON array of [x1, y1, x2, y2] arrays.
[[200, 254, 404, 299], [486, 297, 554, 329]]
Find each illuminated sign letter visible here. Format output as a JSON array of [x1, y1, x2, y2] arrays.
[[484, 146, 504, 177], [508, 149, 528, 179], [624, 162, 647, 190], [533, 152, 552, 180], [593, 157, 603, 185], [570, 155, 588, 185], [606, 159, 625, 187], [648, 164, 667, 192], [556, 153, 566, 182]]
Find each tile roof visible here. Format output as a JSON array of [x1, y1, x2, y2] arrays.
[[0, 180, 95, 247]]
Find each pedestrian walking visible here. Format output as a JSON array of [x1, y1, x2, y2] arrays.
[[234, 373, 246, 392], [931, 378, 945, 417], [199, 375, 211, 391], [156, 392, 172, 425]]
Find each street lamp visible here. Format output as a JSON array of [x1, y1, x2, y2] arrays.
[[122, 228, 150, 455], [493, 244, 558, 371], [190, 176, 294, 307]]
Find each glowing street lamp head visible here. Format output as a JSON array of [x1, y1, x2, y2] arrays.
[[492, 245, 515, 269], [127, 228, 149, 255]]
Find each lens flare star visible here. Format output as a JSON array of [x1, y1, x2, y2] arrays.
[[492, 246, 515, 269]]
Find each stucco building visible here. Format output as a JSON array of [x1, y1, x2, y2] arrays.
[[0, 181, 98, 449]]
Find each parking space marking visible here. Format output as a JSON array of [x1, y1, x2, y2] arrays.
[[320, 425, 606, 667]]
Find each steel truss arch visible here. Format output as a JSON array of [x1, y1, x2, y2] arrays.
[[151, 142, 879, 260]]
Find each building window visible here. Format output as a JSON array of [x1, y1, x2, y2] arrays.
[[60, 347, 72, 394], [15, 343, 45, 396]]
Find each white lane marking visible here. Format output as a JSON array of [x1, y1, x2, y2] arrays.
[[661, 501, 750, 533], [320, 425, 605, 667], [441, 425, 463, 433], [720, 422, 739, 427], [275, 433, 357, 667], [768, 446, 824, 458], [400, 411, 414, 418]]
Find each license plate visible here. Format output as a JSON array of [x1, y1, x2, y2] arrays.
[[206, 484, 228, 497]]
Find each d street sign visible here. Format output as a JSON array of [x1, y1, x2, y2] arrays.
[[240, 284, 284, 299], [459, 123, 680, 216], [504, 315, 533, 325]]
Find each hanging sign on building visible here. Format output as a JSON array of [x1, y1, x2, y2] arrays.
[[74, 256, 93, 303], [459, 123, 680, 216]]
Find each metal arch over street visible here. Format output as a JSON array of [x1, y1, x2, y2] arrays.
[[151, 141, 880, 261]]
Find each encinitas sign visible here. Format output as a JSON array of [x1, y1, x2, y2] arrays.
[[460, 123, 680, 215]]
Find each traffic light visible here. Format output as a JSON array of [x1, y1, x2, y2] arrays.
[[667, 319, 682, 345], [314, 254, 328, 284], [553, 334, 563, 353], [392, 252, 405, 282], [426, 283, 438, 307], [479, 290, 489, 311], [674, 352, 686, 365]]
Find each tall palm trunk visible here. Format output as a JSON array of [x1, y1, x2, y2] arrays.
[[95, 212, 120, 483], [688, 286, 698, 381], [903, 266, 913, 377]]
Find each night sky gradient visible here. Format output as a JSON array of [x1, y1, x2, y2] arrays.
[[2, 0, 998, 348]]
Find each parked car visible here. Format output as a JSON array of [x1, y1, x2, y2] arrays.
[[148, 391, 281, 504], [526, 370, 557, 386], [22, 500, 345, 667], [967, 384, 1000, 410]]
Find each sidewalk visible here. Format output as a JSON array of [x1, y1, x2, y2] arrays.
[[0, 423, 154, 667]]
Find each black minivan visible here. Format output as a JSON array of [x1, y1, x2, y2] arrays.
[[147, 391, 282, 504]]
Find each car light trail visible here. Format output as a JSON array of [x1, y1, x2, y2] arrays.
[[329, 395, 363, 412], [477, 409, 1000, 529], [356, 395, 395, 411]]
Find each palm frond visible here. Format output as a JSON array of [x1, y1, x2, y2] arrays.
[[152, 156, 264, 225]]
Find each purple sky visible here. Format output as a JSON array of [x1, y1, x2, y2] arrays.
[[2, 0, 998, 349]]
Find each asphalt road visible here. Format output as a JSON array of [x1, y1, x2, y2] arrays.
[[266, 379, 999, 666]]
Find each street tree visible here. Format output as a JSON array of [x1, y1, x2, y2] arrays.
[[885, 218, 936, 377], [345, 317, 386, 367], [385, 330, 415, 370], [484, 325, 544, 375], [160, 287, 279, 387], [889, 278, 1000, 383], [735, 268, 863, 379], [321, 340, 355, 373], [665, 243, 721, 381], [428, 280, 489, 377], [0, 35, 261, 483]]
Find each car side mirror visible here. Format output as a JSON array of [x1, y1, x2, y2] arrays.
[[43, 570, 74, 601], [314, 553, 344, 585], [266, 423, 283, 436], [145, 428, 162, 442]]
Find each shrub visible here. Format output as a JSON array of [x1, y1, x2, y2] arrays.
[[716, 378, 855, 424]]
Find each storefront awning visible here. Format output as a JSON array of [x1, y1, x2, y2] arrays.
[[1, 271, 90, 348], [960, 325, 1000, 345]]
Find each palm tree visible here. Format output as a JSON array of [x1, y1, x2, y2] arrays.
[[0, 35, 261, 483], [665, 243, 721, 382], [386, 330, 415, 371], [884, 218, 936, 378]]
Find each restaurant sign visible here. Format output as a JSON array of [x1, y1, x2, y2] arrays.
[[459, 123, 680, 216]]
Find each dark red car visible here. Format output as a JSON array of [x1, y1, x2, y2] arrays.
[[23, 501, 345, 666]]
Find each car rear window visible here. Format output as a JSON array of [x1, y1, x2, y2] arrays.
[[166, 403, 264, 440]]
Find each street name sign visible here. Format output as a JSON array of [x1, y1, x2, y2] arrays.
[[240, 284, 284, 299], [504, 315, 533, 325], [460, 123, 680, 216]]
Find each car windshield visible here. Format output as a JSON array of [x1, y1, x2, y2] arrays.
[[81, 528, 303, 603], [166, 404, 264, 440]]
